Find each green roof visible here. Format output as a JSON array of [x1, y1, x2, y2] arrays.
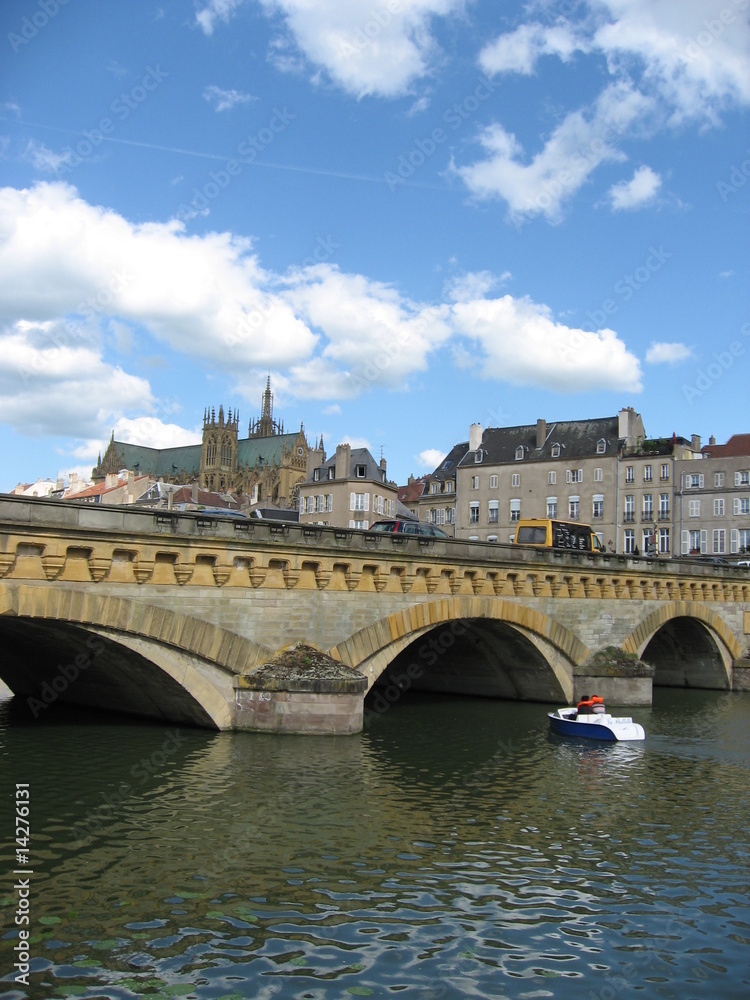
[[111, 432, 301, 478]]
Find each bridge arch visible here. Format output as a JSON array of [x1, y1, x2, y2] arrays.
[[330, 597, 590, 703], [621, 602, 738, 689], [0, 583, 272, 728]]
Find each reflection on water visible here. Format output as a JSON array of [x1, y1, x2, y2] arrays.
[[1, 690, 748, 999]]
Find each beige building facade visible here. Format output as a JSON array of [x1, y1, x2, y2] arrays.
[[299, 443, 397, 530]]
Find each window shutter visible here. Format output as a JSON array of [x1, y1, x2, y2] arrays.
[[299, 495, 304, 514], [681, 530, 689, 554], [350, 492, 355, 511], [736, 472, 741, 486], [578, 469, 583, 481], [731, 529, 739, 553], [734, 498, 741, 515], [566, 470, 571, 483], [365, 493, 370, 511], [700, 530, 707, 554]]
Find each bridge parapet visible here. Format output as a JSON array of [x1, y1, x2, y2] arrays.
[[1, 496, 748, 604]]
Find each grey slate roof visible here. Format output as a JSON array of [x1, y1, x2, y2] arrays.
[[308, 447, 387, 483], [458, 417, 621, 466], [110, 432, 300, 479]]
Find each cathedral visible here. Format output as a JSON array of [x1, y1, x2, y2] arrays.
[[92, 378, 323, 508]]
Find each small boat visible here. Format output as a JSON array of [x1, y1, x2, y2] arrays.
[[548, 696, 645, 742]]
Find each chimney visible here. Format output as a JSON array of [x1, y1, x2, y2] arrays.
[[192, 481, 199, 502], [709, 435, 716, 446], [335, 442, 351, 478], [536, 418, 546, 449], [379, 456, 387, 472], [691, 434, 701, 452], [469, 423, 482, 452]]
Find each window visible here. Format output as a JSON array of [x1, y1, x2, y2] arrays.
[[594, 467, 603, 482], [735, 471, 750, 486], [328, 466, 335, 480], [489, 475, 498, 489], [642, 529, 655, 555], [689, 499, 700, 517], [512, 473, 520, 488], [471, 475, 479, 490], [356, 465, 366, 478], [569, 496, 580, 520], [642, 494, 653, 520], [510, 499, 521, 522], [469, 501, 479, 524], [444, 481, 453, 493], [431, 482, 439, 493], [714, 472, 724, 487], [714, 498, 725, 516], [735, 528, 750, 553], [350, 492, 369, 511], [314, 495, 324, 513], [592, 495, 604, 519], [686, 473, 704, 489], [548, 471, 556, 485], [658, 527, 670, 554], [596, 438, 607, 454], [659, 493, 670, 519], [446, 507, 455, 524], [305, 496, 314, 514], [313, 468, 321, 482], [566, 469, 582, 484], [487, 535, 498, 543], [643, 465, 653, 482], [442, 459, 452, 470], [624, 529, 635, 554], [349, 519, 367, 530], [660, 463, 670, 481], [376, 495, 384, 515], [734, 497, 750, 515], [683, 529, 706, 555], [515, 445, 525, 460], [488, 500, 499, 523], [547, 497, 558, 518], [326, 494, 333, 512], [713, 529, 726, 554], [626, 466, 634, 483], [624, 495, 635, 521], [551, 443, 561, 458]]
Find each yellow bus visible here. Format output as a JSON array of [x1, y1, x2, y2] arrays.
[[513, 518, 605, 553]]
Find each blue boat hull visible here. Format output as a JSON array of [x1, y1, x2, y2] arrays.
[[548, 714, 618, 741]]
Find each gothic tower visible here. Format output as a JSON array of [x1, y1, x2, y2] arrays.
[[248, 376, 284, 438], [200, 404, 240, 492]]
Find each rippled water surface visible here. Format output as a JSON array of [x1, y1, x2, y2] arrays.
[[1, 689, 749, 999]]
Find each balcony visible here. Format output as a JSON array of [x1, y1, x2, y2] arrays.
[[641, 512, 654, 522], [623, 512, 635, 523], [658, 510, 671, 521]]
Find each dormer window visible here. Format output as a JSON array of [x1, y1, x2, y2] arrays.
[[551, 443, 560, 458], [442, 459, 452, 470], [356, 465, 366, 478], [515, 446, 524, 460], [328, 466, 335, 480], [596, 438, 606, 454], [474, 449, 483, 463], [313, 469, 321, 482]]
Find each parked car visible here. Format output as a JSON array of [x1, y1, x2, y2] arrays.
[[369, 519, 449, 538], [734, 559, 750, 569]]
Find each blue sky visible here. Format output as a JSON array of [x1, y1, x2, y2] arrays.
[[1, 0, 748, 491]]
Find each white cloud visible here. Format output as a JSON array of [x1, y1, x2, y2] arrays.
[[0, 183, 645, 421], [645, 341, 693, 364], [454, 82, 654, 222], [608, 165, 662, 210], [202, 84, 256, 112], [258, 0, 463, 98], [462, 1, 750, 220], [24, 139, 74, 174], [451, 294, 642, 392], [0, 320, 153, 437], [479, 22, 585, 76], [416, 448, 446, 470], [112, 415, 202, 449], [195, 0, 245, 35]]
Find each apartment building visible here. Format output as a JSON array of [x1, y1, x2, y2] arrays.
[[453, 409, 647, 545], [298, 443, 397, 530], [674, 434, 750, 558]]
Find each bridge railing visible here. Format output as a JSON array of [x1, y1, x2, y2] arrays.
[[1, 494, 748, 584]]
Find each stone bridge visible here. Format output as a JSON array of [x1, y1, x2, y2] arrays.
[[0, 497, 748, 732]]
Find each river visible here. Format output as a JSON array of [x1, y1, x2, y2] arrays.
[[1, 688, 748, 999]]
